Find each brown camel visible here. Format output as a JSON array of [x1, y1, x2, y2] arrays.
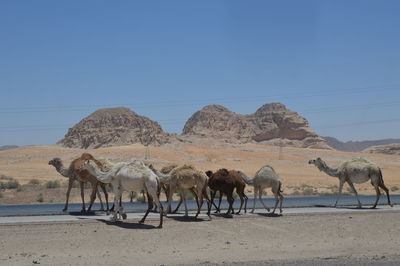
[[48, 153, 110, 213], [206, 169, 248, 215], [153, 164, 211, 219]]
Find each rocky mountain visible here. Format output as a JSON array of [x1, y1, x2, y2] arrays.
[[323, 137, 400, 152], [58, 107, 172, 149], [363, 143, 400, 155], [183, 103, 330, 149]]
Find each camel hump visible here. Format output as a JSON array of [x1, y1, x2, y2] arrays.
[[80, 153, 95, 160], [161, 163, 179, 174], [217, 168, 229, 176]]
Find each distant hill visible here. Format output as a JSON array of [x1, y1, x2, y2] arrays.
[[0, 145, 19, 151], [363, 143, 400, 155], [323, 136, 400, 152], [58, 107, 172, 149], [183, 103, 331, 149]]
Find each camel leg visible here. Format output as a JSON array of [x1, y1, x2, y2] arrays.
[[166, 185, 173, 214], [259, 188, 270, 212], [139, 191, 154, 225], [236, 190, 244, 214], [80, 182, 86, 213], [181, 189, 189, 217], [96, 187, 104, 211], [110, 185, 120, 222], [371, 184, 381, 209], [203, 188, 212, 219], [378, 182, 393, 207], [210, 190, 219, 213], [172, 196, 183, 214], [251, 187, 257, 213], [217, 192, 224, 213], [272, 192, 279, 214], [279, 192, 284, 214], [347, 181, 362, 208], [63, 178, 74, 212], [195, 187, 203, 219], [334, 180, 345, 208], [244, 193, 248, 213], [99, 183, 110, 213], [87, 181, 98, 212], [226, 193, 234, 215]]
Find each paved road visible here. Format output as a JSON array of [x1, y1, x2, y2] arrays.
[[0, 194, 398, 216], [0, 204, 398, 224]]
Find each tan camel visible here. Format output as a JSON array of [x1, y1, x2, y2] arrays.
[[48, 153, 109, 213], [238, 166, 284, 214], [154, 164, 211, 219], [80, 159, 164, 228], [309, 157, 393, 208]]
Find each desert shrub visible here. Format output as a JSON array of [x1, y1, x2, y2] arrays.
[[45, 180, 60, 189], [0, 191, 3, 198], [37, 193, 44, 202], [291, 189, 301, 196], [390, 186, 399, 192], [302, 187, 318, 196], [0, 178, 20, 190], [28, 179, 40, 185], [0, 175, 13, 181]]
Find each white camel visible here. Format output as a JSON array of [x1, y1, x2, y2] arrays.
[[238, 166, 283, 214], [80, 159, 164, 228], [151, 164, 211, 219], [309, 157, 393, 208]]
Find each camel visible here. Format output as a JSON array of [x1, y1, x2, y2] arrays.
[[153, 164, 211, 219], [48, 153, 110, 213], [206, 169, 248, 215], [309, 157, 393, 208], [80, 159, 164, 228], [237, 166, 284, 214]]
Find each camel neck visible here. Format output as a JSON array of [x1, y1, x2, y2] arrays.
[[317, 162, 339, 177]]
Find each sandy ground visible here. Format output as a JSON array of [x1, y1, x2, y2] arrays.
[[1, 142, 400, 204], [0, 211, 399, 265]]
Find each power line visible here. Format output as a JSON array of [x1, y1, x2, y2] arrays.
[[0, 84, 398, 114]]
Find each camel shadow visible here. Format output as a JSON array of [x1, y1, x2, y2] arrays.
[[68, 211, 101, 216], [211, 213, 234, 219], [96, 219, 157, 230], [166, 215, 209, 222], [255, 212, 282, 218]]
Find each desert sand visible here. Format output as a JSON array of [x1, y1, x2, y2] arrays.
[[0, 141, 399, 204], [0, 211, 399, 265]]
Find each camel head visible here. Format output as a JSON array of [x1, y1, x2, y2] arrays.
[[48, 158, 62, 168], [309, 157, 322, 165]]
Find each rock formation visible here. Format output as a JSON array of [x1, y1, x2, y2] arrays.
[[58, 107, 171, 149], [183, 103, 330, 149]]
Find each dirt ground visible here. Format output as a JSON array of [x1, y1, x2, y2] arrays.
[[0, 211, 399, 265], [0, 142, 399, 205]]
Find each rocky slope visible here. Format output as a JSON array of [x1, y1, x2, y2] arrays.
[[183, 103, 330, 149], [58, 107, 172, 149], [363, 143, 400, 155]]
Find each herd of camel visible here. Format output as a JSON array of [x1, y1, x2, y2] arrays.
[[48, 153, 394, 228]]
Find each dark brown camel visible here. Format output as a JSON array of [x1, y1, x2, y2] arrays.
[[48, 153, 110, 213], [206, 169, 248, 215]]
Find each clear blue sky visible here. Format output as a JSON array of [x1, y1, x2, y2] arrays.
[[1, 1, 400, 146]]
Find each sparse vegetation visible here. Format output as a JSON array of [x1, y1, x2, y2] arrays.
[[390, 186, 399, 192], [36, 193, 44, 203], [28, 179, 40, 185], [136, 191, 146, 202], [45, 180, 61, 189], [0, 175, 20, 190]]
